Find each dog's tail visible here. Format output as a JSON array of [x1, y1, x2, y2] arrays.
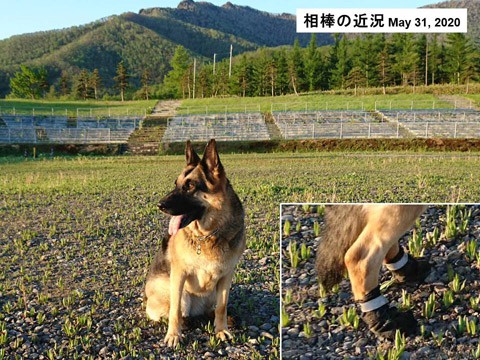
[[315, 205, 367, 290]]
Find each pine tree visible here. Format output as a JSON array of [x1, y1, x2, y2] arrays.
[[114, 61, 129, 102], [235, 54, 253, 97], [445, 33, 477, 87], [90, 69, 102, 100], [141, 69, 150, 100], [304, 34, 321, 91], [75, 69, 91, 100], [163, 46, 191, 99], [330, 35, 350, 90], [288, 39, 304, 96], [276, 50, 289, 95], [60, 71, 70, 97]]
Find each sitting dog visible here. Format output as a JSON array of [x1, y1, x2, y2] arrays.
[[144, 139, 246, 347]]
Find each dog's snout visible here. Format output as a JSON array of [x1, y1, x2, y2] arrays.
[[158, 202, 167, 211]]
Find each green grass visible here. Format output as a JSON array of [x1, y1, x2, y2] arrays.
[[179, 93, 452, 114], [0, 99, 157, 117], [1, 152, 480, 201]]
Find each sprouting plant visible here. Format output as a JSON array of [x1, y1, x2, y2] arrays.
[[467, 317, 477, 336], [303, 322, 313, 338], [287, 241, 300, 269], [456, 315, 467, 335], [459, 207, 472, 234], [466, 240, 478, 262], [449, 273, 466, 294], [408, 228, 425, 258], [314, 303, 327, 319], [313, 221, 320, 237], [300, 242, 311, 260], [431, 331, 445, 347], [426, 227, 440, 247], [302, 204, 311, 213], [283, 289, 293, 305], [473, 342, 480, 359], [295, 221, 301, 232], [471, 295, 480, 311], [281, 306, 290, 327], [283, 220, 291, 236], [442, 290, 454, 309], [423, 293, 436, 319], [399, 289, 412, 311], [338, 306, 360, 329], [319, 285, 327, 298], [445, 205, 458, 240]]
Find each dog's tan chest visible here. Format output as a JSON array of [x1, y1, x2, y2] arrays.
[[184, 261, 227, 294]]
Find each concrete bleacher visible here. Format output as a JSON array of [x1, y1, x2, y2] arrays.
[[379, 109, 480, 138], [273, 111, 400, 139], [162, 113, 271, 142], [0, 115, 141, 144]]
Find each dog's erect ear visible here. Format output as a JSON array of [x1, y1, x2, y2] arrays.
[[185, 140, 200, 166], [201, 139, 224, 177]]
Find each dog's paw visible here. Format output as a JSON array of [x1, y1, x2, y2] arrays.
[[164, 332, 182, 348], [215, 328, 233, 341]]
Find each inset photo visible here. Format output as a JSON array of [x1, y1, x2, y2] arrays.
[[281, 204, 480, 359]]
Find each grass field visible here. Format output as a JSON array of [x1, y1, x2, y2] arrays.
[[1, 152, 480, 358], [178, 94, 454, 114], [0, 99, 157, 117]]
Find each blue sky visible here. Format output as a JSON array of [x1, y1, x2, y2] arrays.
[[0, 0, 437, 40]]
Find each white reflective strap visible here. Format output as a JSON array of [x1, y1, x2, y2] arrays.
[[385, 252, 409, 271], [359, 295, 388, 312]]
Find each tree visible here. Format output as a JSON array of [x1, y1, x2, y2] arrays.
[[445, 33, 477, 87], [276, 50, 289, 95], [141, 69, 150, 100], [304, 34, 322, 91], [288, 39, 304, 96], [234, 54, 253, 97], [114, 61, 129, 102], [329, 35, 350, 90], [60, 70, 70, 97], [9, 65, 48, 99], [75, 69, 91, 100], [90, 69, 102, 100], [163, 46, 191, 99]]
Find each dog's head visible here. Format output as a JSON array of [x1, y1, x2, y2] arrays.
[[159, 139, 227, 236]]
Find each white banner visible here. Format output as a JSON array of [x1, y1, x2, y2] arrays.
[[296, 8, 467, 33]]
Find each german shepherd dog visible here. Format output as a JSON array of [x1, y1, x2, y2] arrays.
[[316, 205, 431, 339], [144, 139, 245, 347]]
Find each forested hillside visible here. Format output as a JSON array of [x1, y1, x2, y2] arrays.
[[0, 0, 315, 97]]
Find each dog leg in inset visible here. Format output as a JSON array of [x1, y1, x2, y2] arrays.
[[214, 271, 234, 341], [344, 222, 416, 339], [164, 267, 187, 347], [384, 243, 431, 284]]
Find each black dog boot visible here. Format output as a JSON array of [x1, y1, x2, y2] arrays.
[[358, 286, 417, 339], [385, 247, 431, 284]]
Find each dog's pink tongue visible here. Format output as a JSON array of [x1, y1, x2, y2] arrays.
[[168, 215, 184, 236]]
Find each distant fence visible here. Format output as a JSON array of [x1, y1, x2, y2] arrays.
[[177, 104, 261, 115], [273, 110, 480, 139], [162, 113, 270, 142], [0, 115, 142, 144], [0, 107, 150, 117]]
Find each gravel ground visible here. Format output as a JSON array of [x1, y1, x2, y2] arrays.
[[281, 205, 480, 360], [0, 189, 279, 359]]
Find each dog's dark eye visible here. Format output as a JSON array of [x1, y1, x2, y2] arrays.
[[182, 180, 195, 192]]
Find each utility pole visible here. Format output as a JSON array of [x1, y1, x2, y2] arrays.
[[193, 58, 196, 99], [229, 44, 233, 78], [213, 53, 216, 75]]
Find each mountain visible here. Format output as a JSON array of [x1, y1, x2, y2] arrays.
[[424, 0, 480, 40], [0, 0, 323, 97]]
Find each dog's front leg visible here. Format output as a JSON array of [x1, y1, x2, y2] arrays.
[[165, 267, 186, 347], [214, 271, 234, 341]]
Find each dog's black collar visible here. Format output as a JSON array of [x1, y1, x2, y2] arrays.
[[195, 228, 220, 255]]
